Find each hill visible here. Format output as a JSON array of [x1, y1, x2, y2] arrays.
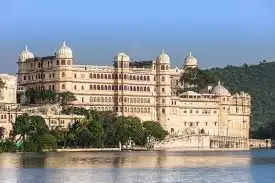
[[207, 62, 275, 139]]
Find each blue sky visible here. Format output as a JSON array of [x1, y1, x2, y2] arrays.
[[0, 0, 275, 73]]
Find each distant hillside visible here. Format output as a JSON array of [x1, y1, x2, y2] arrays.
[[207, 62, 275, 139]]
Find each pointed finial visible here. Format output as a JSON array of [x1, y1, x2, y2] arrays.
[[189, 51, 192, 56], [62, 41, 66, 47], [218, 80, 221, 85], [25, 45, 28, 51]]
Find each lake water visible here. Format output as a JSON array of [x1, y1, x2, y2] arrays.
[[0, 150, 275, 183]]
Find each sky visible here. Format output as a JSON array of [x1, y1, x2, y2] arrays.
[[0, 0, 275, 73]]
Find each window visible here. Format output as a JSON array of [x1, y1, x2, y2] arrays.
[[56, 60, 59, 65], [62, 72, 65, 77], [162, 88, 165, 92], [89, 73, 93, 79], [162, 76, 165, 81], [74, 85, 77, 90], [74, 74, 77, 79], [61, 60, 66, 65], [161, 65, 165, 70], [62, 84, 65, 89], [162, 108, 165, 114]]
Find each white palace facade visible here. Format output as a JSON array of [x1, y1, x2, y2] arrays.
[[16, 42, 251, 140]]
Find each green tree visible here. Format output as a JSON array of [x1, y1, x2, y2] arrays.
[[0, 127, 5, 140], [143, 121, 168, 141], [179, 67, 218, 92], [57, 92, 77, 105]]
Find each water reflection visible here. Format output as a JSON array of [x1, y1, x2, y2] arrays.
[[0, 150, 274, 182]]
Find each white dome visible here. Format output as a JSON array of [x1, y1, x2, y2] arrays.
[[157, 50, 170, 64], [19, 46, 34, 62], [184, 52, 198, 68], [56, 41, 72, 59], [114, 52, 130, 62], [211, 81, 231, 96]]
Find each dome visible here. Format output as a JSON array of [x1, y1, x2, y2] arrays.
[[211, 81, 231, 96], [184, 52, 198, 68], [157, 50, 170, 64], [19, 46, 34, 62], [55, 41, 72, 59], [114, 52, 130, 62]]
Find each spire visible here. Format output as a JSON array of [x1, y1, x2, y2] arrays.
[[161, 49, 165, 54], [189, 51, 192, 56], [62, 41, 66, 47], [25, 45, 28, 51], [218, 80, 221, 85]]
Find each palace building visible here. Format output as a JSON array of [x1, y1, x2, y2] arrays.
[[16, 41, 251, 140]]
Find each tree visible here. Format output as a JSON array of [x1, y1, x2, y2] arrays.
[[57, 92, 76, 105], [0, 127, 5, 140], [179, 67, 218, 92], [115, 116, 145, 145], [143, 121, 168, 141]]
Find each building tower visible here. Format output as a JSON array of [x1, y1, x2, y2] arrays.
[[17, 46, 35, 103], [55, 41, 73, 94], [155, 50, 171, 132], [114, 52, 130, 116]]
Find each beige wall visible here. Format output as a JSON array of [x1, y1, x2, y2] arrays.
[[17, 56, 251, 139]]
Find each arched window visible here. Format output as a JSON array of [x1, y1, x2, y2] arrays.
[[97, 74, 100, 79], [101, 85, 104, 90], [89, 73, 93, 79], [147, 87, 150, 92], [161, 65, 165, 70], [62, 84, 65, 89]]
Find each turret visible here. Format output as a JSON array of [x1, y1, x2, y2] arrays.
[[155, 50, 172, 131], [55, 41, 73, 66]]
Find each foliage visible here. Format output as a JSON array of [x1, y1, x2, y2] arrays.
[[2, 107, 168, 152], [143, 121, 168, 141], [0, 127, 5, 140], [0, 140, 16, 152], [25, 88, 76, 105], [12, 114, 56, 152], [179, 67, 218, 92]]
